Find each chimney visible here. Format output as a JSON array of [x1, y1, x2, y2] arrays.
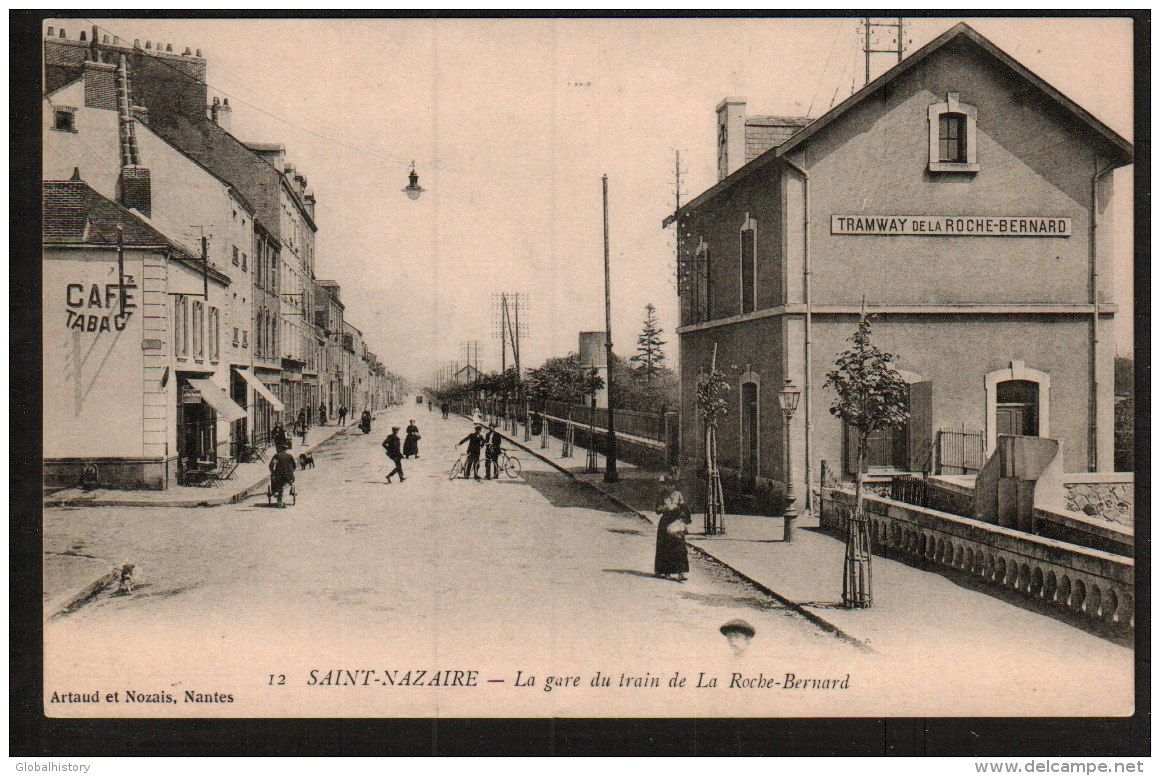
[[114, 55, 151, 216], [304, 191, 316, 219], [716, 97, 747, 180], [209, 95, 220, 123], [216, 97, 232, 131]]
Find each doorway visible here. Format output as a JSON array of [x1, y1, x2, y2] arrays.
[[995, 379, 1039, 437]]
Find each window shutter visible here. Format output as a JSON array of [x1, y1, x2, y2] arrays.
[[907, 381, 934, 472]]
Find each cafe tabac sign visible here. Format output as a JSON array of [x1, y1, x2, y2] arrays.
[[831, 215, 1071, 237]]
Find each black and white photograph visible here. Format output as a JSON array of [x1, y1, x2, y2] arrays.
[[25, 12, 1142, 740]]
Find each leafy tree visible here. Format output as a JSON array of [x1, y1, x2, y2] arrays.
[[630, 303, 667, 384], [823, 314, 909, 519], [526, 354, 604, 403]]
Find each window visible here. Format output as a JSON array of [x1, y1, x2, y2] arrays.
[[233, 326, 240, 348], [192, 301, 204, 358], [232, 246, 239, 266], [739, 215, 757, 315], [175, 295, 189, 358], [985, 361, 1050, 453], [241, 252, 247, 271], [242, 329, 248, 349], [208, 307, 220, 361], [53, 108, 76, 132], [938, 114, 967, 163], [927, 93, 978, 173], [740, 376, 759, 485]]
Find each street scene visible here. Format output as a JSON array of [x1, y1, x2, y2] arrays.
[[37, 16, 1136, 722]]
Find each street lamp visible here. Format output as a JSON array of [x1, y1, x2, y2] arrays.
[[403, 162, 425, 201], [777, 378, 801, 542]]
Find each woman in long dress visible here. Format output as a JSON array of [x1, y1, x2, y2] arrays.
[[403, 421, 421, 458], [654, 475, 692, 581]]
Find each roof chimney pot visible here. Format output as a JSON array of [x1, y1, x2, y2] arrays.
[[166, 43, 173, 52]]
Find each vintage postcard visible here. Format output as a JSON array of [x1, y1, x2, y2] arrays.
[[38, 15, 1137, 721]]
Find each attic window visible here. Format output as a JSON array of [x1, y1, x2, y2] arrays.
[[928, 93, 979, 173], [53, 107, 77, 133]]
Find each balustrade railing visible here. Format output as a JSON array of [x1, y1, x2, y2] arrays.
[[817, 485, 1134, 630]]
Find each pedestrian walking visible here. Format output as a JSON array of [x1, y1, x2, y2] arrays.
[[359, 409, 372, 434], [269, 443, 297, 508], [319, 402, 328, 426], [296, 408, 308, 443], [404, 421, 421, 458], [484, 427, 503, 479], [441, 402, 450, 420], [338, 405, 348, 425], [383, 427, 405, 482], [654, 474, 692, 581], [457, 424, 485, 480], [271, 421, 290, 451]]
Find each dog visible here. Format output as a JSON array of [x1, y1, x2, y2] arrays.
[[116, 563, 136, 595], [298, 453, 315, 469]]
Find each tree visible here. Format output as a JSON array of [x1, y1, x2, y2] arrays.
[[823, 314, 909, 607], [630, 303, 667, 384], [526, 354, 604, 403], [695, 345, 730, 534]]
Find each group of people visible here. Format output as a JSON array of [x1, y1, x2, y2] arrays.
[[455, 423, 505, 480], [381, 420, 422, 483], [315, 403, 349, 427]]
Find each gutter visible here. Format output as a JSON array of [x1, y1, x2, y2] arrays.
[[1089, 158, 1117, 472], [782, 156, 813, 512]]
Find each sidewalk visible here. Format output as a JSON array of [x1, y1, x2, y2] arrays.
[[42, 415, 368, 619], [44, 417, 363, 509], [489, 416, 1115, 654]]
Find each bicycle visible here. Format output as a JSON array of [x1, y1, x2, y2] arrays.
[[497, 449, 521, 479], [447, 455, 466, 480]]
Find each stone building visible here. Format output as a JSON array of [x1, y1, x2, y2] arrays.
[[668, 23, 1132, 513]]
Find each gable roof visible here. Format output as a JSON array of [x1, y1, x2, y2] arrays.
[[668, 22, 1133, 224], [43, 177, 193, 256], [778, 22, 1132, 163]]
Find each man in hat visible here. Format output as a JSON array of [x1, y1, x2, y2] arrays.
[[457, 424, 485, 480], [383, 427, 405, 483], [719, 619, 756, 656], [268, 443, 297, 508]]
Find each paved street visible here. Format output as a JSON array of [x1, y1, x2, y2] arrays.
[[44, 408, 859, 718]]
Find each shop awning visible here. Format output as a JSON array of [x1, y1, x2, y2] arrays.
[[234, 368, 286, 412], [186, 378, 248, 423]]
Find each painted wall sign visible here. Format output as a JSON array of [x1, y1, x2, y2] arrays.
[[64, 278, 138, 332], [831, 215, 1071, 237]]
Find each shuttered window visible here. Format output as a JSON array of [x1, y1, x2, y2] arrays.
[[842, 380, 934, 474]]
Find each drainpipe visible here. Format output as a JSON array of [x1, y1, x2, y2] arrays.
[[1089, 157, 1116, 472], [782, 156, 812, 511]]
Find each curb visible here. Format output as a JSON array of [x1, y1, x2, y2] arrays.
[[43, 562, 121, 622], [491, 423, 873, 653], [43, 424, 354, 509]]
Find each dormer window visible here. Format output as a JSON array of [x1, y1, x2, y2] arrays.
[[928, 93, 978, 173]]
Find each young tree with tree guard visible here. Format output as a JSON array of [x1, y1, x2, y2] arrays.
[[824, 314, 910, 608]]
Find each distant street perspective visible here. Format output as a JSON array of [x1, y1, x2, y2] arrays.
[[38, 16, 1136, 723]]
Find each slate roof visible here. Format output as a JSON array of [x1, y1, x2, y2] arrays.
[[42, 176, 193, 258]]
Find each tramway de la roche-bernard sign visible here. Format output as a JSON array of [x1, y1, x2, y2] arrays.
[[831, 215, 1071, 237]]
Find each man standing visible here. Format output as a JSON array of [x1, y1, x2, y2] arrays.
[[441, 402, 450, 420], [484, 427, 503, 479], [295, 409, 308, 444], [383, 427, 405, 483], [268, 443, 297, 508], [338, 405, 348, 426], [457, 424, 485, 480], [319, 402, 328, 426]]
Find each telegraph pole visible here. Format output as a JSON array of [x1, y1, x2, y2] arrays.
[[862, 17, 906, 84], [602, 175, 618, 483]]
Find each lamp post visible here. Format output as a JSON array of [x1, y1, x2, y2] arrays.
[[777, 378, 801, 542], [402, 162, 425, 200]]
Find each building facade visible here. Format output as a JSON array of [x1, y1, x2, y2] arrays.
[[671, 24, 1131, 513], [42, 23, 398, 490]]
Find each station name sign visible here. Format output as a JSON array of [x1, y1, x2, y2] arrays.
[[831, 215, 1071, 237]]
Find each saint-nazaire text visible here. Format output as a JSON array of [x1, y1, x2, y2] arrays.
[[306, 669, 480, 687]]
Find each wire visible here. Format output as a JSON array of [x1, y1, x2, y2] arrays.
[[807, 19, 847, 118]]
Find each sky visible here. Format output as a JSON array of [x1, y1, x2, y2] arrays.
[[75, 16, 1136, 383]]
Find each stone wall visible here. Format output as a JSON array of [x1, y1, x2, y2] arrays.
[[1064, 477, 1133, 527]]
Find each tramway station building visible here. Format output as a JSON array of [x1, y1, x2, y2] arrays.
[[668, 24, 1132, 512]]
